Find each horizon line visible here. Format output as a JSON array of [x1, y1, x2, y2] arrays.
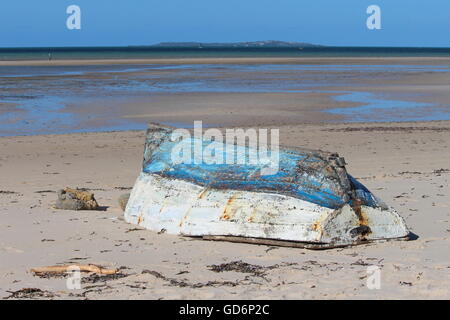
[[1, 44, 450, 49]]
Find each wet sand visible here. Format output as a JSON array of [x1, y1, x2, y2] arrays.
[[1, 57, 450, 136], [1, 121, 449, 299]]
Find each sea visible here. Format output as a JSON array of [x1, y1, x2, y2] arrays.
[[2, 46, 450, 60], [1, 46, 450, 136]]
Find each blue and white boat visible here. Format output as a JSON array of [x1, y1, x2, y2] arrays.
[[124, 124, 409, 248]]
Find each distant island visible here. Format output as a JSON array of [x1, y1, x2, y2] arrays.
[[144, 41, 323, 48]]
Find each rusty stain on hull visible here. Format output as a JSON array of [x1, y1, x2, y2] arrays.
[[221, 194, 237, 221]]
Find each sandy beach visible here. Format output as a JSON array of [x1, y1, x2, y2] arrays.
[[5, 0, 450, 307], [1, 120, 449, 299], [0, 57, 449, 300]]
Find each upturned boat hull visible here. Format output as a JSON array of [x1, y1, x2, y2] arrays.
[[124, 124, 410, 248]]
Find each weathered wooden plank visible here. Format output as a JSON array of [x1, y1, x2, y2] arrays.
[[202, 235, 410, 250]]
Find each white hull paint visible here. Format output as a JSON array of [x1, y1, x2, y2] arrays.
[[124, 172, 409, 247]]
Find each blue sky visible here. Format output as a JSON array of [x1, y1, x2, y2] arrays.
[[1, 0, 449, 47]]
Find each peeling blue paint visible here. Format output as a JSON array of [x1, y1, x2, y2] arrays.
[[141, 125, 383, 210]]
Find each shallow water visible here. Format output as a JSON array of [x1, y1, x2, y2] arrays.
[[0, 63, 449, 136], [328, 91, 449, 122]]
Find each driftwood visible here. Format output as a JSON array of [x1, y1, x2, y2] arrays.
[[31, 264, 118, 275]]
